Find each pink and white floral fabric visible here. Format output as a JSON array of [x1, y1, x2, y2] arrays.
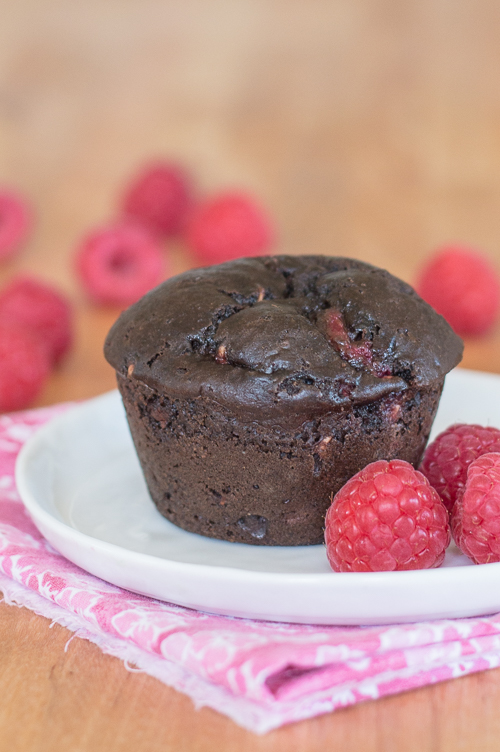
[[2, 403, 500, 733]]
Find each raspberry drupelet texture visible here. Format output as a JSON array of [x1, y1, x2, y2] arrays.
[[417, 246, 500, 336], [0, 276, 72, 365], [76, 223, 164, 306], [324, 459, 450, 572], [451, 452, 500, 564], [187, 192, 273, 265], [420, 424, 500, 514], [122, 161, 192, 237], [0, 189, 32, 261], [0, 321, 50, 412]]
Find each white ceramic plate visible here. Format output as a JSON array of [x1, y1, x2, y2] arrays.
[[15, 368, 500, 625]]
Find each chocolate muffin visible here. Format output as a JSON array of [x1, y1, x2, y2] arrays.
[[104, 255, 463, 546]]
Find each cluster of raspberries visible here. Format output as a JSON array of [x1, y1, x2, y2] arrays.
[[71, 175, 500, 337], [325, 424, 500, 572], [0, 165, 274, 411], [76, 162, 274, 306]]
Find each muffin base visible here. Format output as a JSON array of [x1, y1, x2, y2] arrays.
[[117, 373, 444, 546]]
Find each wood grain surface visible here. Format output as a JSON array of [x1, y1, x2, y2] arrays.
[[2, 0, 500, 749]]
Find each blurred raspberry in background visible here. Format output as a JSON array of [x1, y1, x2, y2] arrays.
[[0, 189, 32, 261], [75, 223, 165, 306], [187, 191, 274, 266], [0, 276, 72, 365], [121, 161, 193, 238], [417, 246, 500, 337]]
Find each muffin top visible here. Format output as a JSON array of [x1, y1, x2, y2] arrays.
[[104, 255, 463, 422]]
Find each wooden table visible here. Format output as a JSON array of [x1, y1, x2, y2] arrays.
[[2, 1, 500, 748]]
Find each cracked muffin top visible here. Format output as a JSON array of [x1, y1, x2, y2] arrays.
[[104, 255, 463, 423]]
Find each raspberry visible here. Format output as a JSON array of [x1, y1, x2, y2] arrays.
[[417, 246, 500, 336], [420, 424, 500, 514], [122, 161, 192, 237], [0, 321, 50, 412], [0, 276, 72, 365], [187, 192, 273, 265], [451, 452, 500, 564], [322, 309, 392, 377], [324, 459, 450, 572], [76, 224, 164, 306], [0, 189, 32, 261]]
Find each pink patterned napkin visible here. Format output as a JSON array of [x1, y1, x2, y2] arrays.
[[2, 403, 500, 733]]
